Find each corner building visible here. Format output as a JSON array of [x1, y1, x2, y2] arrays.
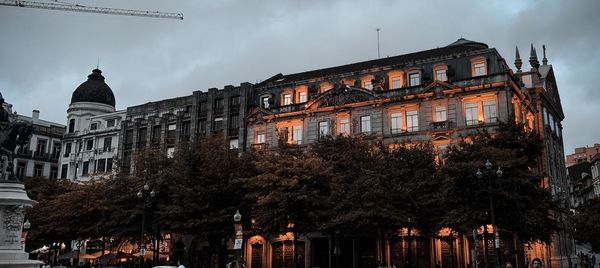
[[243, 39, 574, 268], [59, 69, 125, 181]]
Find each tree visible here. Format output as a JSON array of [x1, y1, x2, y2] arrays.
[[573, 197, 600, 252], [163, 135, 255, 267], [245, 143, 332, 268], [439, 121, 558, 243]]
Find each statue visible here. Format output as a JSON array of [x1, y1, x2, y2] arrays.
[[0, 92, 41, 268], [0, 92, 32, 181]]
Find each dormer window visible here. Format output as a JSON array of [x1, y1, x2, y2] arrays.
[[299, 92, 307, 103], [362, 80, 373, 90], [361, 75, 375, 90], [90, 122, 98, 130], [296, 86, 308, 103], [434, 65, 448, 82], [408, 72, 421, 86], [262, 96, 270, 109], [471, 57, 487, 77], [387, 70, 404, 90]]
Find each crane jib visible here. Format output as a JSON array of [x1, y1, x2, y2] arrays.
[[0, 0, 184, 20]]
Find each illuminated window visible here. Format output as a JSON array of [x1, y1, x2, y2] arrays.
[[256, 132, 265, 144], [390, 112, 402, 134], [465, 102, 479, 125], [318, 121, 330, 138], [299, 92, 307, 103], [339, 118, 350, 136], [406, 110, 419, 132], [434, 106, 447, 122], [283, 94, 292, 105], [360, 115, 371, 133], [391, 76, 402, 89], [229, 139, 239, 149], [482, 100, 497, 123], [435, 69, 447, 82], [292, 125, 303, 144], [408, 72, 420, 86]]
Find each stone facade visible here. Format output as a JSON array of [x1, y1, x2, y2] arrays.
[[11, 110, 65, 180]]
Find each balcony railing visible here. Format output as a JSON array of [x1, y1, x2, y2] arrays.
[[270, 103, 304, 114], [431, 121, 452, 131]]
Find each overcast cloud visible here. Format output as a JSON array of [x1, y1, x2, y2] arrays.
[[1, 0, 598, 154]]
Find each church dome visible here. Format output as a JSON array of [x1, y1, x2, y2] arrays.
[[70, 69, 115, 107]]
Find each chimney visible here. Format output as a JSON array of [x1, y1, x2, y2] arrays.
[[32, 109, 40, 121]]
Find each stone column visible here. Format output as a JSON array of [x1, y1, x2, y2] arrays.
[[0, 182, 42, 268]]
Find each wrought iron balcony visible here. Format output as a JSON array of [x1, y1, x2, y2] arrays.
[[431, 120, 452, 131]]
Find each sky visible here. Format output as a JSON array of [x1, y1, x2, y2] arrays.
[[1, 0, 599, 154]]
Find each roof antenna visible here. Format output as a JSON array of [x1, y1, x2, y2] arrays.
[[96, 56, 100, 69], [376, 28, 381, 59], [542, 44, 548, 65]]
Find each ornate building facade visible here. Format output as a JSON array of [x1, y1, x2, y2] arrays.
[[59, 69, 125, 181], [242, 39, 574, 268]]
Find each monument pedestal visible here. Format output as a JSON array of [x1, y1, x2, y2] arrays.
[[0, 183, 42, 268]]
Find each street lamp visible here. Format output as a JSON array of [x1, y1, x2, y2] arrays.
[[476, 160, 503, 268], [137, 183, 156, 268], [233, 209, 243, 267]]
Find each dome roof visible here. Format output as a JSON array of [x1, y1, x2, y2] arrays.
[[446, 38, 488, 49], [70, 69, 115, 107]]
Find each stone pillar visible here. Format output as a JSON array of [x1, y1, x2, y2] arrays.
[[0, 182, 42, 268]]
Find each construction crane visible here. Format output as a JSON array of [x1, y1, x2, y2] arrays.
[[0, 0, 183, 20]]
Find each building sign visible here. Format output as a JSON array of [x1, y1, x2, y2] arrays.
[[234, 223, 243, 250]]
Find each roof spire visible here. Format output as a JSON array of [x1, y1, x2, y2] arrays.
[[515, 46, 522, 72], [96, 56, 100, 70], [529, 43, 540, 69], [542, 44, 548, 65]]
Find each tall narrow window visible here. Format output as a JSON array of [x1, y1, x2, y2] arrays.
[[390, 112, 402, 134], [214, 99, 224, 114], [60, 164, 68, 179], [465, 102, 479, 125], [86, 139, 93, 151], [406, 110, 419, 132], [68, 118, 75, 133], [36, 139, 47, 156], [213, 117, 223, 132], [339, 118, 350, 136], [292, 125, 303, 144], [408, 72, 420, 86], [64, 143, 72, 157], [482, 100, 497, 123], [82, 161, 89, 176], [360, 115, 371, 133], [434, 106, 447, 122], [391, 76, 402, 89], [318, 121, 330, 138]]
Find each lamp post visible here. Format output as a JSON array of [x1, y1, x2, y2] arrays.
[[137, 183, 156, 268], [233, 209, 243, 267], [476, 160, 503, 268]]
